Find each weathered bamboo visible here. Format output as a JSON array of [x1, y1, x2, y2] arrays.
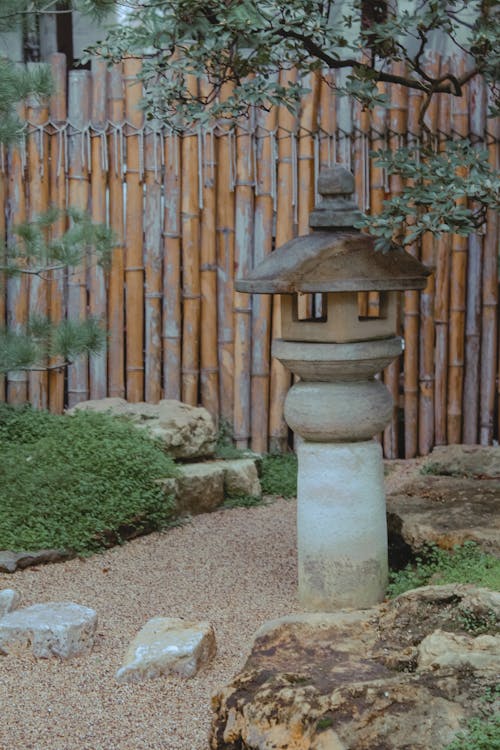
[[163, 131, 182, 400], [67, 70, 91, 408], [216, 83, 236, 427], [89, 58, 108, 399], [269, 67, 297, 453], [26, 64, 50, 409], [433, 70, 452, 446], [0, 156, 5, 402], [251, 103, 277, 453], [107, 63, 126, 399], [369, 84, 386, 321], [181, 79, 201, 406], [319, 70, 336, 169], [144, 124, 163, 403], [403, 86, 423, 458], [481, 96, 499, 445], [199, 98, 219, 420], [447, 58, 469, 443], [462, 75, 486, 444], [48, 52, 67, 413], [418, 53, 440, 456], [123, 58, 144, 402]]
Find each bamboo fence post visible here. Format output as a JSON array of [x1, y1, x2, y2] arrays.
[[418, 53, 440, 456], [143, 124, 163, 403], [216, 83, 236, 427], [447, 58, 469, 444], [433, 69, 452, 446], [89, 58, 108, 399], [6, 103, 28, 404], [199, 91, 219, 420], [181, 80, 201, 406], [403, 87, 423, 457], [0, 153, 5, 402], [48, 52, 67, 413], [123, 58, 144, 402], [233, 119, 255, 449], [318, 70, 336, 320], [269, 67, 297, 453], [26, 64, 50, 409], [67, 71, 91, 408], [251, 103, 277, 453], [481, 96, 499, 444], [369, 84, 386, 321], [463, 74, 486, 443], [163, 131, 182, 400], [107, 63, 125, 399]]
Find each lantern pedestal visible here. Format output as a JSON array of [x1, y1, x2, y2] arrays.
[[296, 440, 388, 610]]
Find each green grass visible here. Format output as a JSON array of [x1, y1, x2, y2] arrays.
[[388, 541, 500, 598], [0, 404, 179, 554], [444, 714, 500, 750], [260, 453, 297, 498]]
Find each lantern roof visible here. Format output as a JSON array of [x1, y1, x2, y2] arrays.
[[235, 166, 430, 294]]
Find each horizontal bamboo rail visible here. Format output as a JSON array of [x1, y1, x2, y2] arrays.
[[0, 55, 498, 458]]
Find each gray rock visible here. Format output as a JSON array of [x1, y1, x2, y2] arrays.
[[0, 589, 20, 617], [210, 585, 499, 750], [221, 459, 261, 498], [0, 602, 98, 659], [175, 463, 225, 514], [0, 549, 74, 573], [67, 397, 160, 422], [116, 617, 216, 683], [423, 444, 500, 478], [158, 400, 216, 459]]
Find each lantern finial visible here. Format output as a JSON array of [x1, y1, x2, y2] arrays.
[[310, 165, 364, 230]]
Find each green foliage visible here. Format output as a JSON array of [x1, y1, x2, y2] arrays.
[[0, 58, 52, 146], [387, 541, 500, 598], [215, 419, 248, 460], [260, 453, 298, 498], [223, 493, 266, 509], [444, 714, 500, 750], [0, 404, 179, 554]]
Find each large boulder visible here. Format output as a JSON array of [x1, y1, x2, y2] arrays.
[[0, 602, 97, 659], [210, 585, 500, 750], [423, 444, 500, 478]]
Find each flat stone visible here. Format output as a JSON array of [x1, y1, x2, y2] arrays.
[[175, 463, 225, 514], [0, 549, 74, 573], [423, 445, 500, 478], [221, 459, 261, 498], [210, 585, 499, 750], [116, 617, 216, 683], [67, 398, 160, 422], [386, 476, 500, 557], [0, 602, 97, 659], [0, 590, 20, 617]]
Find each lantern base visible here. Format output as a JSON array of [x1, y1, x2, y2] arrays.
[[297, 439, 388, 611]]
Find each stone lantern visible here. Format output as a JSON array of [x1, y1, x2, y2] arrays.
[[235, 166, 430, 611]]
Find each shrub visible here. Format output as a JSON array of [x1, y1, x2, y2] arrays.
[[261, 453, 298, 498]]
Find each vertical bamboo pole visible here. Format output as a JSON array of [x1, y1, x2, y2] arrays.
[[199, 102, 219, 420], [462, 75, 486, 443], [216, 84, 236, 427], [233, 121, 255, 448], [447, 58, 469, 444], [107, 64, 125, 399], [319, 70, 336, 169], [6, 103, 28, 404], [67, 71, 91, 408], [433, 70, 452, 446], [251, 103, 277, 453], [163, 131, 182, 400], [269, 67, 297, 453], [0, 154, 5, 402], [418, 53, 439, 456], [48, 52, 67, 413], [369, 84, 386, 320], [143, 124, 163, 403], [26, 64, 50, 409], [384, 67, 408, 458], [403, 87, 423, 458], [124, 58, 144, 402], [89, 58, 108, 399], [481, 96, 499, 445], [181, 79, 201, 406]]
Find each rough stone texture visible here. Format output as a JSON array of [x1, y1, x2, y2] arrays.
[[0, 602, 97, 658], [0, 589, 20, 617], [423, 444, 500, 478], [222, 459, 262, 498], [210, 585, 500, 750], [116, 617, 216, 683], [0, 549, 74, 573], [67, 397, 217, 460], [174, 463, 225, 515], [386, 475, 500, 557]]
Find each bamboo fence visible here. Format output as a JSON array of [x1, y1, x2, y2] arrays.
[[1, 54, 499, 458]]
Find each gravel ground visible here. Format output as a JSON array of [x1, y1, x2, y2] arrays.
[[0, 461, 420, 750]]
